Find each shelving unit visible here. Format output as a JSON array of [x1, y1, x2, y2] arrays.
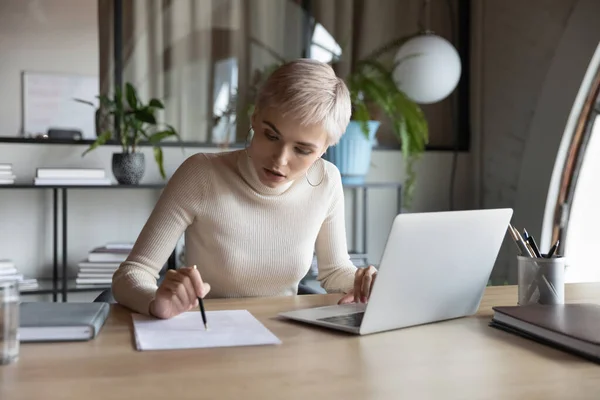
[[2, 181, 402, 301], [342, 182, 403, 266], [0, 183, 173, 302]]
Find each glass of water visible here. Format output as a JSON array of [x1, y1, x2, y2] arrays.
[[0, 280, 19, 365]]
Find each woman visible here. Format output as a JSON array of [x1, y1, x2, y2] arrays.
[[112, 59, 377, 319]]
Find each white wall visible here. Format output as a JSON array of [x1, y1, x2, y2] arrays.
[[0, 0, 99, 136]]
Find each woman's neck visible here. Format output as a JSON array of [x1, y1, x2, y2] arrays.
[[236, 150, 295, 196]]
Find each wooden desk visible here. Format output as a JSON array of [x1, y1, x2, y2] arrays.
[[2, 284, 600, 400]]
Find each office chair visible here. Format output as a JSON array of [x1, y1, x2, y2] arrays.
[[94, 288, 116, 303]]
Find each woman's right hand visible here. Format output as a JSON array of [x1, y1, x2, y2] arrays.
[[149, 265, 211, 319]]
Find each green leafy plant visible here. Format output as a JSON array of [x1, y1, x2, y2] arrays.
[[74, 82, 180, 179], [343, 49, 428, 208]]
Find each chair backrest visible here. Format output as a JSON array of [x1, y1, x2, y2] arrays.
[[93, 288, 116, 303]]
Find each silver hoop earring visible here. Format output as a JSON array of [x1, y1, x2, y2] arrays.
[[306, 158, 326, 187], [245, 127, 253, 158]]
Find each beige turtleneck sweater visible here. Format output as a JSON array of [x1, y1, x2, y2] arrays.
[[112, 149, 358, 315]]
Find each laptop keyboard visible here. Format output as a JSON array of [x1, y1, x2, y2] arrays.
[[318, 312, 365, 327]]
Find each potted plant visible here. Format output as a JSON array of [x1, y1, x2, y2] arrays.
[[75, 83, 180, 185]]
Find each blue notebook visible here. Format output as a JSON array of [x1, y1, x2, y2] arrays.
[[19, 302, 110, 342]]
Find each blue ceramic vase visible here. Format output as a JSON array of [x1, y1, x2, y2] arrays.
[[324, 120, 380, 185]]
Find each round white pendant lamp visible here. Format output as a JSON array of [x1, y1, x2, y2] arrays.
[[392, 33, 461, 104]]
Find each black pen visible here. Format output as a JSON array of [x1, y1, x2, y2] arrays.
[[199, 296, 208, 330], [193, 265, 208, 330], [546, 239, 560, 258], [526, 234, 542, 258]]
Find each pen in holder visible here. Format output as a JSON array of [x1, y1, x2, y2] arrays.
[[517, 255, 565, 306], [508, 225, 564, 306]]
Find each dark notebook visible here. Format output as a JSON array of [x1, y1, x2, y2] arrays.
[[490, 303, 600, 363], [19, 302, 110, 342]]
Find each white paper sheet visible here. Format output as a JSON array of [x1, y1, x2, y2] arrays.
[[131, 309, 281, 351]]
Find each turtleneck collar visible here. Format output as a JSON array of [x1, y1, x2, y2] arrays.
[[237, 150, 295, 195]]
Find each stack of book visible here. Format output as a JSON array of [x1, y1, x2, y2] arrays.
[[0, 163, 15, 185], [0, 259, 39, 290], [34, 168, 111, 186], [75, 243, 133, 288]]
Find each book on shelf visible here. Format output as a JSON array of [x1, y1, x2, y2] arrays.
[[77, 272, 116, 279], [88, 246, 130, 263], [0, 259, 39, 290], [15, 279, 39, 291], [0, 164, 15, 185], [75, 267, 117, 287], [75, 277, 112, 285], [36, 168, 106, 179], [34, 177, 112, 186], [76, 265, 120, 278], [0, 273, 23, 281], [75, 272, 114, 288], [75, 282, 111, 289], [74, 243, 133, 288], [105, 242, 135, 250], [34, 167, 111, 186], [0, 259, 17, 275], [78, 261, 121, 270]]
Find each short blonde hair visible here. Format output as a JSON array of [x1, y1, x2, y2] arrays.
[[255, 59, 351, 146]]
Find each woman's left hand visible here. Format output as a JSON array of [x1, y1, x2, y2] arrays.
[[338, 265, 377, 304]]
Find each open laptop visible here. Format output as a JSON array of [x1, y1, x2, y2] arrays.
[[279, 208, 513, 335]]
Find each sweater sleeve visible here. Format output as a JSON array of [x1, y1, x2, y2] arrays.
[[112, 154, 209, 315], [314, 166, 357, 293]]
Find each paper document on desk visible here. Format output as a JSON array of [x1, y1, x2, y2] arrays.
[[131, 309, 281, 351]]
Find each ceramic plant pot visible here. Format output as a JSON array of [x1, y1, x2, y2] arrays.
[[323, 120, 380, 185], [112, 152, 145, 185]]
